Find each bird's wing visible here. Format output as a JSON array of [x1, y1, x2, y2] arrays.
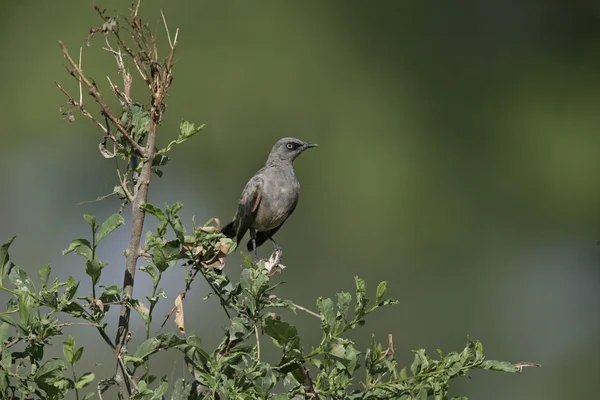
[[249, 195, 298, 250], [234, 172, 264, 243]]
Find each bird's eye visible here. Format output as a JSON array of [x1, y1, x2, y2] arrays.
[[286, 143, 296, 150]]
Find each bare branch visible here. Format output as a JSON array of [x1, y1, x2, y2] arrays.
[[291, 302, 320, 319], [160, 10, 173, 49], [78, 47, 83, 105], [55, 80, 111, 137], [58, 41, 145, 156], [117, 169, 133, 203]]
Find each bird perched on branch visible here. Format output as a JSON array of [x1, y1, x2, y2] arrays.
[[221, 137, 318, 260]]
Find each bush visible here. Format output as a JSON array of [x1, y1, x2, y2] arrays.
[[0, 2, 538, 399]]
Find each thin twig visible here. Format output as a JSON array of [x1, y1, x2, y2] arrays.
[[116, 353, 137, 393], [117, 169, 133, 202], [198, 267, 232, 319], [56, 322, 97, 328], [77, 191, 118, 205], [160, 10, 173, 49], [5, 337, 21, 349], [292, 302, 320, 318], [59, 41, 145, 156], [55, 81, 111, 137], [78, 47, 83, 105], [254, 322, 261, 360]]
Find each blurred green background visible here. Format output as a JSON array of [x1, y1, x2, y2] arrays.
[[1, 0, 599, 398]]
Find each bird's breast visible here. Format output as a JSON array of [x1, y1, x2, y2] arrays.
[[252, 175, 299, 231]]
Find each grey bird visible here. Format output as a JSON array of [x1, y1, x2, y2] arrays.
[[221, 137, 318, 259]]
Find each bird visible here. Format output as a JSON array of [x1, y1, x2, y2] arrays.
[[221, 137, 318, 260]]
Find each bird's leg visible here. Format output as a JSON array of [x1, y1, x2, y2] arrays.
[[250, 228, 259, 263], [269, 237, 283, 261], [269, 237, 281, 252]]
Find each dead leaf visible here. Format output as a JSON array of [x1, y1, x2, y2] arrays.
[[264, 247, 285, 276], [94, 298, 105, 313], [197, 226, 218, 233], [99, 141, 115, 158], [174, 294, 185, 334]]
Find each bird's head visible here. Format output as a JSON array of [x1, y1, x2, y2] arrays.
[[266, 137, 318, 165]]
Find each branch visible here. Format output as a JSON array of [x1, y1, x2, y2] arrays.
[[301, 365, 320, 400], [58, 41, 146, 156], [291, 302, 320, 319], [55, 80, 116, 142]]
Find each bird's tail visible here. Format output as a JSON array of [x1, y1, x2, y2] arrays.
[[221, 221, 236, 239]]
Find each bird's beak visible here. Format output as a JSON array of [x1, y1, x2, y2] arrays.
[[304, 143, 318, 149]]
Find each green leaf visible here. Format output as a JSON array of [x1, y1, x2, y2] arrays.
[[0, 236, 16, 285], [83, 215, 98, 232], [336, 292, 352, 326], [411, 349, 424, 375], [63, 238, 93, 260], [416, 388, 428, 400], [475, 341, 484, 362], [85, 259, 106, 286], [34, 358, 66, 382], [253, 367, 275, 395], [75, 372, 95, 389], [99, 285, 121, 296], [132, 300, 150, 323], [0, 323, 8, 343], [61, 276, 80, 303], [480, 360, 518, 372], [240, 269, 252, 292], [63, 336, 75, 363], [9, 265, 35, 293], [317, 297, 335, 335], [73, 347, 83, 364], [99, 285, 121, 305], [229, 317, 248, 339], [251, 272, 269, 298], [140, 265, 158, 284], [354, 276, 368, 317], [150, 377, 169, 399], [51, 376, 73, 392], [38, 264, 51, 289], [2, 344, 12, 370], [329, 343, 361, 374], [152, 240, 180, 272], [175, 335, 210, 370], [165, 203, 186, 239], [18, 293, 33, 325], [262, 317, 300, 350], [157, 120, 204, 155], [0, 314, 19, 330], [375, 281, 387, 304], [142, 203, 166, 222], [133, 333, 185, 362], [96, 214, 125, 243]]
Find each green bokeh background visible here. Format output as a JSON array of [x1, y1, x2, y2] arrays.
[[1, 1, 599, 398]]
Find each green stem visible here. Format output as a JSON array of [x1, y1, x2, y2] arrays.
[[91, 229, 97, 300], [0, 285, 19, 296], [144, 271, 161, 384], [72, 363, 80, 400]]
